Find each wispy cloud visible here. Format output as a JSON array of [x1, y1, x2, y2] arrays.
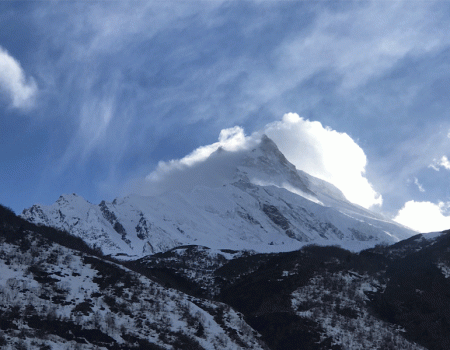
[[414, 177, 425, 193], [366, 122, 450, 213], [292, 1, 445, 90], [237, 0, 450, 112], [0, 46, 37, 109], [31, 1, 229, 172]]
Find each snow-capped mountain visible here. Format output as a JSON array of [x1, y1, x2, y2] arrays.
[[22, 135, 414, 259]]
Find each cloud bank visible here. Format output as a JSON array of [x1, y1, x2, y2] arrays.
[[264, 113, 382, 208], [0, 46, 37, 109], [143, 113, 381, 209], [394, 200, 450, 233]]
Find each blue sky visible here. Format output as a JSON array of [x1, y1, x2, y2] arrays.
[[1, 0, 450, 232]]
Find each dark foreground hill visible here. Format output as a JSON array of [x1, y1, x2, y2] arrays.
[[130, 234, 450, 350], [0, 204, 266, 349], [2, 203, 450, 349]]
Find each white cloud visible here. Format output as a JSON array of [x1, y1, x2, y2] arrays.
[[0, 46, 37, 109], [127, 125, 261, 196], [264, 113, 382, 209], [146, 126, 254, 182], [394, 200, 450, 233], [429, 156, 450, 171], [142, 113, 381, 209]]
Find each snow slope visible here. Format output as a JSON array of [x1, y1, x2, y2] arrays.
[[0, 216, 266, 349], [22, 135, 414, 259]]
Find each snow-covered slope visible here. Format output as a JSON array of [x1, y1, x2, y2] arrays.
[[22, 135, 414, 259], [0, 208, 267, 350]]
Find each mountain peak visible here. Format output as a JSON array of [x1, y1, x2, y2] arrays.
[[56, 193, 91, 207], [258, 134, 288, 160], [143, 134, 312, 196], [21, 134, 415, 258], [234, 134, 313, 196]]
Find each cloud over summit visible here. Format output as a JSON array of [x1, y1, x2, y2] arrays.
[[264, 114, 382, 209], [141, 113, 381, 209], [146, 126, 255, 183]]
